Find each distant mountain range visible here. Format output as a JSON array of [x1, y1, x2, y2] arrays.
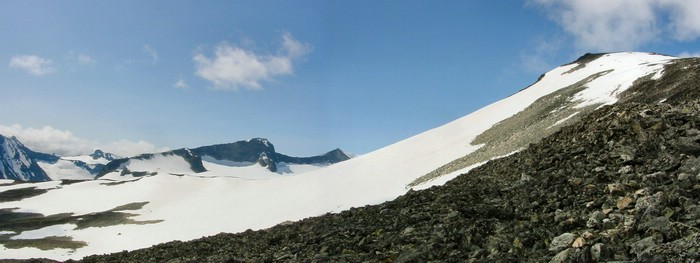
[[0, 136, 350, 182]]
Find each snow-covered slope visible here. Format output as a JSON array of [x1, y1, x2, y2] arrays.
[[0, 52, 682, 260]]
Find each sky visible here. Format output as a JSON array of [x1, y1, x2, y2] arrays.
[[1, 0, 699, 157]]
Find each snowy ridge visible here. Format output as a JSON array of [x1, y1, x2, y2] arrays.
[[0, 52, 682, 260]]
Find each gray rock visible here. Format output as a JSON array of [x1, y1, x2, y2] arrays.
[[590, 243, 613, 262], [549, 248, 574, 263], [630, 236, 658, 257], [549, 233, 576, 252], [586, 211, 606, 228]]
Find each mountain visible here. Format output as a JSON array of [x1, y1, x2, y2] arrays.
[[0, 134, 51, 182], [88, 149, 119, 163], [97, 138, 351, 179], [1, 52, 696, 261], [96, 148, 206, 178], [193, 138, 350, 172]]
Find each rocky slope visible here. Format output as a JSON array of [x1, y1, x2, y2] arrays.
[[68, 56, 700, 262]]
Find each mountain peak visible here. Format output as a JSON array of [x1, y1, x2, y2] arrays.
[[89, 149, 119, 161]]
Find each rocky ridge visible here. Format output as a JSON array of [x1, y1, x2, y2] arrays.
[[70, 56, 700, 262]]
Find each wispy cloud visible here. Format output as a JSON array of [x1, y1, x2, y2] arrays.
[[76, 54, 96, 65], [529, 0, 700, 52], [143, 44, 158, 64], [66, 51, 97, 68], [174, 78, 188, 89], [193, 32, 311, 90], [0, 124, 168, 157], [9, 55, 56, 76], [519, 36, 564, 74]]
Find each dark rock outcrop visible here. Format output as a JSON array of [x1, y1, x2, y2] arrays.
[[89, 150, 119, 162], [194, 138, 276, 164], [275, 148, 351, 165]]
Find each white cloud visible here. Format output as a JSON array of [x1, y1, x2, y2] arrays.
[[67, 51, 96, 67], [174, 78, 188, 89], [9, 55, 56, 76], [281, 32, 312, 58], [143, 45, 158, 64], [659, 0, 700, 41], [103, 139, 170, 157], [0, 124, 168, 157], [529, 0, 700, 52], [193, 32, 311, 90], [0, 124, 92, 156]]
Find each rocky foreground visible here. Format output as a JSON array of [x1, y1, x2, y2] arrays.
[[65, 59, 700, 262]]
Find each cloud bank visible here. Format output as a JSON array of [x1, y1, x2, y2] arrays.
[[194, 32, 311, 90], [9, 55, 56, 76], [530, 0, 700, 52], [0, 124, 168, 157]]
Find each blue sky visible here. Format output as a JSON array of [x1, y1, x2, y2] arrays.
[[1, 0, 699, 157]]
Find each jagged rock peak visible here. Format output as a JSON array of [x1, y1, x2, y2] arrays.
[[89, 149, 119, 161]]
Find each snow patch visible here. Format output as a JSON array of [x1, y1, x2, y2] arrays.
[[569, 53, 672, 108], [127, 154, 194, 175], [11, 224, 77, 240]]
